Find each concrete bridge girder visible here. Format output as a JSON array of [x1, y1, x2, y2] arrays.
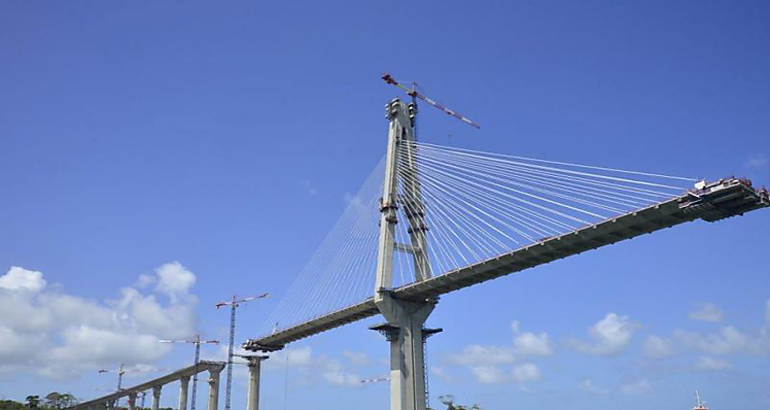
[[69, 361, 226, 410]]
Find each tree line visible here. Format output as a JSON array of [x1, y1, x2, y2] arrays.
[[1, 393, 77, 410]]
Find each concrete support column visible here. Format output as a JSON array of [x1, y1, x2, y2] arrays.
[[374, 294, 436, 410], [151, 386, 161, 410], [207, 369, 222, 410], [246, 356, 268, 410], [179, 376, 190, 410], [127, 393, 137, 410], [107, 400, 115, 410]]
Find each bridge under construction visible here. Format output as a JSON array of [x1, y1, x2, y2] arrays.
[[70, 77, 769, 410]]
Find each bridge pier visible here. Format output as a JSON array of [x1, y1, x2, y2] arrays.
[[207, 368, 222, 410], [374, 294, 437, 410], [127, 393, 137, 410], [179, 376, 190, 410], [244, 356, 268, 410], [151, 386, 161, 410]]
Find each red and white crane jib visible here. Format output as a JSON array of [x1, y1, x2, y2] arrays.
[[381, 73, 481, 129]]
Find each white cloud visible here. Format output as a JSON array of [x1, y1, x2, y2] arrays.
[[265, 346, 361, 388], [0, 266, 46, 292], [620, 380, 652, 395], [447, 321, 551, 385], [447, 344, 515, 366], [321, 359, 361, 387], [266, 346, 314, 369], [135, 273, 155, 288], [765, 300, 770, 327], [568, 313, 639, 355], [342, 351, 370, 366], [470, 366, 507, 384], [511, 363, 541, 383], [431, 366, 452, 383], [695, 356, 731, 371], [674, 326, 768, 355], [44, 326, 172, 377], [745, 154, 768, 169], [512, 321, 553, 357], [514, 332, 553, 357], [0, 264, 198, 380], [579, 378, 609, 395], [689, 303, 724, 322], [642, 335, 676, 359], [468, 363, 540, 384], [154, 262, 196, 302], [675, 301, 770, 356]]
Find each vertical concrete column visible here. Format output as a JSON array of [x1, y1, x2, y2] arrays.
[[374, 295, 436, 410], [246, 356, 268, 410], [107, 400, 115, 410], [179, 376, 190, 410], [207, 369, 222, 410], [127, 393, 137, 410], [151, 386, 161, 410]]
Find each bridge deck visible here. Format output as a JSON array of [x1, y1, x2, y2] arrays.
[[244, 178, 768, 351], [68, 361, 226, 409]]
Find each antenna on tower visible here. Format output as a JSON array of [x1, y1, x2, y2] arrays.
[[382, 73, 481, 129]]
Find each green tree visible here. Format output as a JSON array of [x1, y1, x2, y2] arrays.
[[438, 395, 482, 410], [0, 400, 27, 410], [24, 397, 40, 410], [44, 393, 61, 410], [43, 393, 77, 410]]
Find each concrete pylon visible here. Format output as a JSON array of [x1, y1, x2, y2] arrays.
[[179, 376, 190, 410], [373, 99, 437, 410], [207, 369, 222, 410], [151, 386, 161, 410], [107, 400, 115, 410], [245, 356, 268, 410], [374, 294, 436, 410], [127, 393, 137, 410]]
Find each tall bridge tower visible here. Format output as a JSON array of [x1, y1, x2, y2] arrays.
[[373, 98, 436, 410]]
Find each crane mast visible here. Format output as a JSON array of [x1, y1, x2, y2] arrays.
[[159, 336, 219, 410], [216, 293, 270, 410]]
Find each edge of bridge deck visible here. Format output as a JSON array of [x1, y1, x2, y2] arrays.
[[244, 178, 769, 351], [69, 361, 226, 409]]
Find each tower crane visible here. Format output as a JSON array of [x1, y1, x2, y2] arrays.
[[159, 336, 219, 410], [97, 364, 162, 407], [215, 293, 270, 410], [381, 73, 481, 129]]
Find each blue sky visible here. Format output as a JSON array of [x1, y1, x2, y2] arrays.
[[1, 1, 769, 409]]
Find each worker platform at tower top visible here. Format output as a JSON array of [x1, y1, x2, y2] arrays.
[[244, 177, 769, 352]]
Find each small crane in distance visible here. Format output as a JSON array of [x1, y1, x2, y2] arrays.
[[97, 364, 162, 407], [159, 336, 219, 410]]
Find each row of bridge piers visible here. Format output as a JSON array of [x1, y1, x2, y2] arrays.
[[70, 358, 266, 410]]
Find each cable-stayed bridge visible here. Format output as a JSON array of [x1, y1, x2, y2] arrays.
[[240, 98, 768, 410], [71, 97, 768, 410]]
